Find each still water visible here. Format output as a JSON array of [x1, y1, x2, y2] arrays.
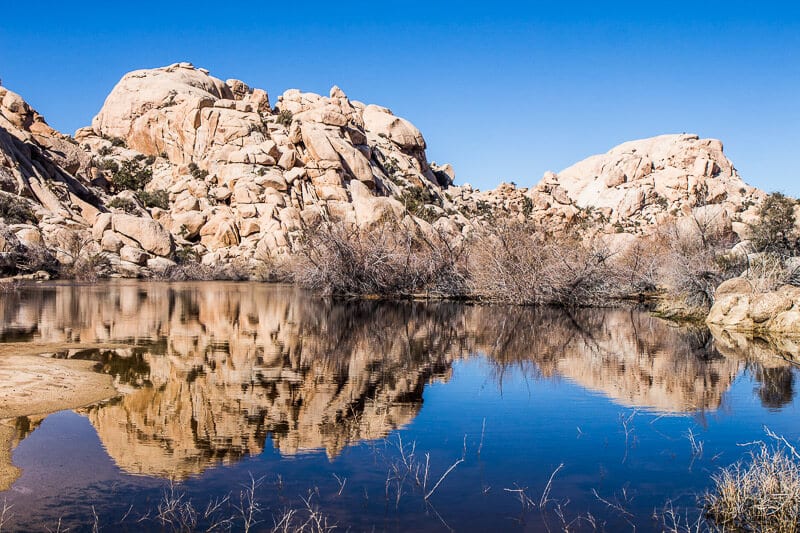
[[0, 281, 798, 531]]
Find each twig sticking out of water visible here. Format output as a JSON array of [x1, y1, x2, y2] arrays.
[[332, 474, 347, 497], [0, 500, 13, 533], [504, 484, 536, 513], [235, 474, 264, 533], [425, 457, 465, 500], [765, 426, 800, 460], [592, 487, 635, 529], [540, 463, 565, 509], [686, 428, 704, 471], [658, 499, 706, 533], [478, 418, 486, 457], [620, 410, 637, 463]]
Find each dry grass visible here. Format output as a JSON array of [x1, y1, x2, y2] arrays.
[[705, 442, 800, 532]]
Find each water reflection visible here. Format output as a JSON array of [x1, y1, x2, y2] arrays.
[[1, 282, 797, 480], [0, 416, 43, 491]]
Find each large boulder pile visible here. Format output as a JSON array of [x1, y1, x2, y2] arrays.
[[0, 62, 775, 280], [707, 278, 800, 334], [451, 134, 763, 239], [0, 83, 176, 276], [74, 62, 455, 270]]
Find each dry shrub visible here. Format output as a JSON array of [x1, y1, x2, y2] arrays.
[[745, 253, 795, 293], [160, 260, 250, 281], [706, 442, 800, 532], [467, 220, 622, 306], [56, 232, 112, 281], [291, 219, 467, 297], [0, 223, 58, 276], [640, 213, 743, 313]]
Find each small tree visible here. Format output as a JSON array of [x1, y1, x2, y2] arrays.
[[749, 192, 798, 258], [110, 160, 153, 193]]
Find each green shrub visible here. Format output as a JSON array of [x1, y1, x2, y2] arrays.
[[108, 197, 139, 214], [398, 186, 442, 222], [110, 136, 126, 147], [136, 189, 169, 210], [750, 192, 799, 258], [0, 193, 36, 224], [277, 109, 293, 127], [110, 160, 153, 193], [188, 162, 208, 180], [521, 196, 533, 217], [175, 244, 200, 265], [96, 158, 119, 173]]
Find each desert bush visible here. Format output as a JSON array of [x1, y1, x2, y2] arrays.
[[744, 253, 795, 292], [109, 159, 153, 193], [706, 441, 800, 532], [188, 162, 209, 180], [397, 186, 442, 223], [277, 109, 293, 127], [291, 219, 467, 297], [159, 261, 250, 282], [652, 214, 743, 312], [107, 197, 140, 214], [0, 223, 57, 276], [136, 189, 169, 210], [67, 253, 112, 282], [53, 232, 112, 281], [15, 243, 58, 275], [750, 192, 799, 258], [0, 193, 36, 224], [467, 219, 622, 306]]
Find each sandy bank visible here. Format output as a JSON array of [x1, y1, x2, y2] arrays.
[[0, 352, 119, 491]]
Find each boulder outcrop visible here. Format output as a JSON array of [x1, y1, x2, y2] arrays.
[[0, 63, 779, 292], [707, 279, 800, 334]]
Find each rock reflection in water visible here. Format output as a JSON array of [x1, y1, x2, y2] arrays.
[[1, 282, 797, 480]]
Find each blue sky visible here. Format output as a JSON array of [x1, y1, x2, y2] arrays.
[[1, 1, 798, 193]]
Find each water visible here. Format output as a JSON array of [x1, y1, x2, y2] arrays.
[[0, 281, 798, 531]]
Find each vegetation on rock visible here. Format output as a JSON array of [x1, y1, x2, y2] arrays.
[[0, 193, 36, 225], [109, 159, 153, 193]]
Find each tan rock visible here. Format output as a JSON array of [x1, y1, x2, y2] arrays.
[[751, 292, 792, 323], [200, 213, 240, 249], [111, 214, 173, 257], [715, 277, 754, 298], [101, 231, 124, 253], [362, 105, 425, 149], [120, 245, 148, 265], [172, 211, 206, 239]]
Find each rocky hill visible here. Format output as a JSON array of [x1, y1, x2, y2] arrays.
[[0, 62, 767, 279]]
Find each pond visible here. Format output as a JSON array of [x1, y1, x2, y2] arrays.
[[0, 282, 798, 531]]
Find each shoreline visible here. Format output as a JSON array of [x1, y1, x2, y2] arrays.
[[0, 354, 119, 491]]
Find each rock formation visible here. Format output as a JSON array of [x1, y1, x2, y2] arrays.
[[450, 133, 762, 241], [707, 278, 800, 333], [0, 62, 771, 281]]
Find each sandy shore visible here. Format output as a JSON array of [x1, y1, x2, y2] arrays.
[[0, 355, 117, 419], [0, 351, 120, 491]]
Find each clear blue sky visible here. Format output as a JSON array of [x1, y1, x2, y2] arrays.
[[1, 1, 798, 194]]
